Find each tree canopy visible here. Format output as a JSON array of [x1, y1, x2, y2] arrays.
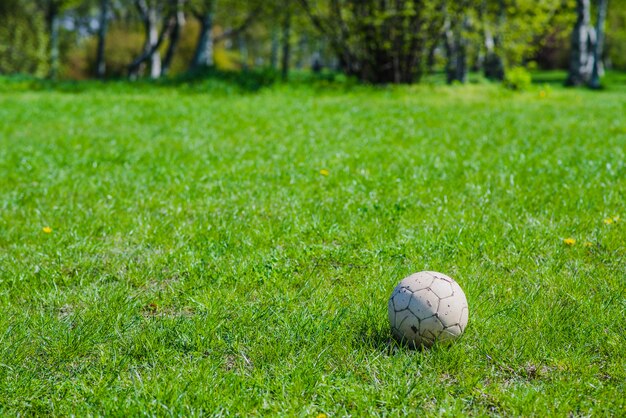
[[0, 0, 624, 85]]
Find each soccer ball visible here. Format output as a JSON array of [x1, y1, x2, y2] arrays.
[[388, 271, 469, 348]]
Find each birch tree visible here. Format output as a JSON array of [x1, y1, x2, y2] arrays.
[[566, 0, 596, 85], [189, 0, 216, 68], [588, 0, 609, 88], [188, 0, 261, 70]]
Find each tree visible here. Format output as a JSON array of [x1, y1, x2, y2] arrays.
[[189, 0, 216, 68], [566, 0, 595, 85], [35, 0, 82, 79], [481, 0, 505, 80], [0, 0, 49, 76], [605, 0, 626, 70], [188, 0, 261, 70], [588, 0, 608, 88], [299, 0, 445, 84], [280, 1, 292, 80], [259, 0, 309, 77], [444, 0, 471, 84], [127, 0, 167, 79], [476, 0, 566, 81], [95, 0, 109, 79], [161, 0, 186, 76]]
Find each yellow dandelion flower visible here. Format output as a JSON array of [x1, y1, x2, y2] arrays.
[[42, 226, 52, 234], [319, 169, 329, 176], [563, 238, 576, 246], [316, 414, 328, 418], [539, 90, 546, 98], [603, 218, 613, 225], [584, 242, 593, 247]]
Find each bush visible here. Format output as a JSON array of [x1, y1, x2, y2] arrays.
[[0, 0, 48, 76], [504, 67, 532, 91]]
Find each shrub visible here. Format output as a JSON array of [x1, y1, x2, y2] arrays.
[[504, 67, 532, 91], [0, 0, 48, 76]]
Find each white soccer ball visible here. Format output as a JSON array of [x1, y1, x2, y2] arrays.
[[388, 271, 469, 348]]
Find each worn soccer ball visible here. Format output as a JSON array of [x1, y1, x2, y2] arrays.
[[388, 271, 469, 348]]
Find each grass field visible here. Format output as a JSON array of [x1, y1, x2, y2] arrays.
[[1, 77, 625, 416]]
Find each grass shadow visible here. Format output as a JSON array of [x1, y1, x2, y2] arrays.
[[353, 319, 429, 356], [0, 67, 356, 95]]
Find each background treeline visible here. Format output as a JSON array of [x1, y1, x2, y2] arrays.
[[0, 0, 624, 86]]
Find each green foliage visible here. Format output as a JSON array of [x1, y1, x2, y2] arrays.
[[504, 66, 532, 90], [606, 1, 626, 70], [94, 23, 146, 78], [302, 0, 444, 83], [479, 0, 573, 69], [1, 80, 626, 415], [0, 0, 49, 76]]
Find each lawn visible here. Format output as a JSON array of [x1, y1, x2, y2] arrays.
[[0, 78, 625, 416]]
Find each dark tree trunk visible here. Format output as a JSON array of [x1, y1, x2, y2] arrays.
[[588, 0, 608, 89], [190, 12, 214, 69], [426, 42, 437, 74], [311, 51, 322, 73], [281, 8, 291, 81], [270, 29, 279, 69], [238, 33, 249, 70], [444, 15, 467, 84], [46, 2, 60, 79], [455, 18, 468, 84], [566, 0, 596, 86], [483, 21, 504, 81], [96, 0, 109, 79], [161, 0, 185, 76], [482, 0, 504, 80], [295, 34, 307, 70]]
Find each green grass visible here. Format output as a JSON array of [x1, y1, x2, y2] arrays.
[[1, 77, 625, 416]]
